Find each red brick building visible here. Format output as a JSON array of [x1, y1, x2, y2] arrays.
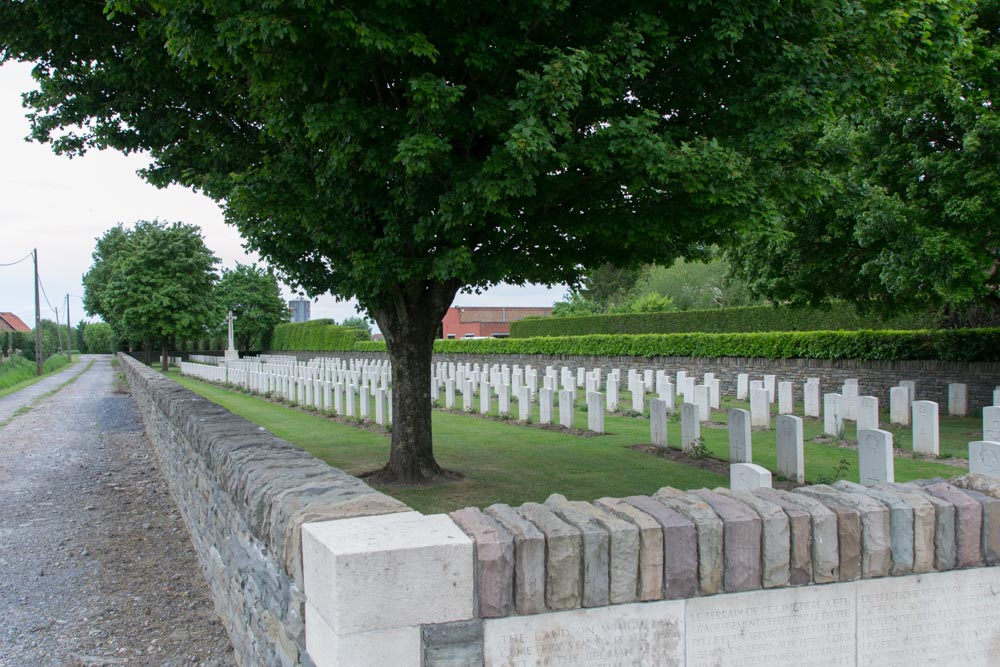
[[441, 306, 553, 339], [0, 312, 31, 333]]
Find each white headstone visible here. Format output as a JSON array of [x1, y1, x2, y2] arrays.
[[969, 441, 1000, 478], [694, 384, 710, 422], [899, 380, 917, 405], [857, 396, 879, 431], [518, 386, 531, 422], [498, 385, 511, 417], [994, 386, 1000, 406], [606, 378, 619, 412], [730, 463, 772, 491], [650, 399, 668, 448], [708, 379, 721, 410], [659, 382, 675, 412], [803, 379, 821, 418], [728, 408, 752, 463], [823, 393, 844, 438], [587, 392, 604, 433], [445, 379, 456, 409], [776, 414, 804, 484], [359, 386, 370, 420], [763, 375, 776, 403], [777, 381, 793, 415], [480, 380, 492, 415], [984, 406, 1000, 442], [749, 388, 770, 429], [374, 388, 386, 426], [559, 390, 574, 428], [842, 379, 859, 421], [681, 402, 700, 453], [889, 386, 910, 426], [858, 428, 894, 486], [948, 383, 968, 417], [539, 388, 554, 424], [737, 373, 749, 401], [912, 400, 940, 456], [631, 382, 645, 414], [463, 380, 475, 412], [345, 386, 356, 417]]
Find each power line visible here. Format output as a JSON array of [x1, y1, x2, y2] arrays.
[[37, 273, 59, 317], [0, 251, 33, 267]]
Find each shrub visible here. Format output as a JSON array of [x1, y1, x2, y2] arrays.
[[271, 320, 371, 351], [509, 303, 935, 338]]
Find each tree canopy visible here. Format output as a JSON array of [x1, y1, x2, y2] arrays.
[[215, 263, 288, 352], [82, 220, 220, 369], [727, 1, 999, 324], [1, 0, 971, 480]]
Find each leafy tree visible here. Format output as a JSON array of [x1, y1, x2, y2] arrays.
[[629, 258, 759, 311], [339, 316, 373, 337], [215, 263, 288, 352], [82, 221, 220, 370], [551, 291, 602, 318], [610, 292, 675, 314], [83, 321, 116, 354], [0, 1, 969, 481], [727, 1, 998, 324]]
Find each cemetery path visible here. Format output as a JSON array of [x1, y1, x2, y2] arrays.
[[0, 355, 234, 666]]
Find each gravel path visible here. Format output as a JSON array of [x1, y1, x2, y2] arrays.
[[0, 355, 234, 666], [0, 357, 92, 424]]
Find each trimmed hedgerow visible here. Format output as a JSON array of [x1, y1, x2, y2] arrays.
[[428, 329, 1000, 362], [271, 320, 371, 351], [509, 304, 934, 338]]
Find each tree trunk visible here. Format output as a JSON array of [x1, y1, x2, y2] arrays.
[[143, 338, 152, 365], [372, 279, 460, 483], [161, 338, 169, 372]]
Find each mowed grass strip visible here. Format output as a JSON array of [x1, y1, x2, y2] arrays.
[[0, 355, 75, 399], [166, 371, 727, 514]]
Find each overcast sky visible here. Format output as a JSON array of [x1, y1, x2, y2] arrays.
[[0, 61, 566, 333]]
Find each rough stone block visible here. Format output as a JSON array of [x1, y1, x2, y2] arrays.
[[752, 488, 813, 585], [449, 507, 515, 618], [549, 496, 639, 605], [422, 620, 484, 667], [833, 481, 913, 576], [692, 489, 763, 592], [594, 497, 664, 601], [543, 495, 611, 608], [518, 503, 582, 610], [716, 489, 790, 588], [654, 488, 724, 596], [772, 490, 844, 583], [484, 504, 545, 615], [881, 482, 956, 571], [301, 512, 473, 636], [622, 495, 698, 599], [956, 488, 1000, 566], [919, 482, 983, 568], [795, 485, 890, 579]]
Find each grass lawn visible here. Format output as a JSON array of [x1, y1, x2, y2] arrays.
[[0, 355, 76, 399], [165, 370, 970, 515]]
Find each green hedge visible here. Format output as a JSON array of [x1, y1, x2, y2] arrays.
[[509, 304, 935, 338], [271, 320, 371, 351], [272, 328, 1000, 362], [431, 329, 1000, 361]]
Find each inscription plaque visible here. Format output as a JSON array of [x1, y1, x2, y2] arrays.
[[483, 601, 684, 667], [686, 584, 855, 666], [858, 569, 1000, 666]]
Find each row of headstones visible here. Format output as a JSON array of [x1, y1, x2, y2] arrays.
[[181, 358, 395, 426]]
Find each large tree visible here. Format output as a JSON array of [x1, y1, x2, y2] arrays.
[[83, 221, 220, 370], [1, 0, 968, 481], [215, 263, 289, 352], [728, 1, 998, 324]]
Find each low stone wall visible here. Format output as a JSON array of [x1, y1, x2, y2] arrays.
[[302, 475, 1000, 666], [267, 349, 1000, 413], [118, 353, 409, 666]]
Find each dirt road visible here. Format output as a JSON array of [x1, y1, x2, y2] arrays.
[[0, 355, 234, 666]]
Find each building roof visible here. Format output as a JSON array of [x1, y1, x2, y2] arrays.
[[452, 306, 553, 323], [0, 312, 31, 332]]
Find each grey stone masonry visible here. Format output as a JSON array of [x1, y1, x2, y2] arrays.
[[483, 504, 546, 615], [422, 620, 484, 667], [118, 354, 408, 667], [449, 476, 1000, 628], [449, 508, 514, 618]]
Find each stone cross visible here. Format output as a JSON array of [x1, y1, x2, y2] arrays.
[[226, 310, 237, 350]]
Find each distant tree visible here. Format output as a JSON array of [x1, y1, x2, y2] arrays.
[[551, 291, 602, 318], [629, 258, 760, 311], [610, 292, 675, 314], [83, 221, 220, 370], [1, 0, 969, 481], [338, 316, 373, 336], [83, 321, 116, 354], [215, 264, 288, 352]]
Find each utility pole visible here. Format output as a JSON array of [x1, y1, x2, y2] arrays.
[[33, 249, 42, 376], [66, 294, 72, 362], [54, 306, 63, 355]]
